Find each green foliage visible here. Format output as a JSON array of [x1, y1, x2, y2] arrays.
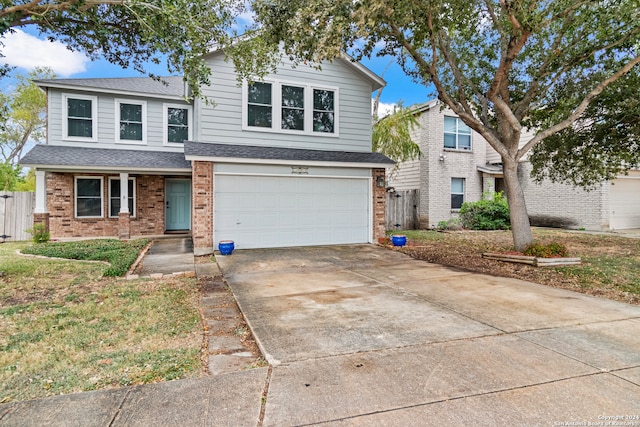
[[0, 0, 254, 105], [26, 223, 50, 243], [459, 192, 510, 230], [372, 104, 421, 164], [22, 239, 149, 276], [0, 68, 52, 164], [0, 162, 34, 191], [436, 218, 462, 231], [523, 242, 568, 258]]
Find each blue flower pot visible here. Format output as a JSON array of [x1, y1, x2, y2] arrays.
[[218, 240, 235, 255], [391, 234, 407, 247]]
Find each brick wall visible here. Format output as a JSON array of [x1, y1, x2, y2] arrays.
[[46, 172, 166, 239], [192, 161, 214, 255], [372, 168, 387, 241]]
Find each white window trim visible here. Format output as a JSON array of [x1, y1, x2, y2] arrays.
[[115, 99, 147, 145], [75, 176, 104, 218], [108, 177, 136, 218], [242, 79, 339, 137], [62, 93, 98, 142], [444, 116, 472, 151], [451, 177, 465, 211], [163, 103, 193, 146]]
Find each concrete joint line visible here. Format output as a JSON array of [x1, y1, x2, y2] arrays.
[[108, 389, 131, 427], [611, 367, 640, 387], [257, 366, 273, 427]]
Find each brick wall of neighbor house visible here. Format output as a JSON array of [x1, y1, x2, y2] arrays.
[[372, 168, 387, 241], [46, 172, 166, 238], [518, 162, 609, 230], [192, 161, 214, 255]]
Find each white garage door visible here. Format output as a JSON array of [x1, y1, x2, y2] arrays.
[[610, 178, 640, 229], [215, 174, 370, 249]]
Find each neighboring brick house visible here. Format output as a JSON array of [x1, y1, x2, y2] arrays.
[[21, 53, 394, 254], [389, 100, 640, 231]]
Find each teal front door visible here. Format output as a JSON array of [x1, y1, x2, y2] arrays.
[[165, 179, 191, 231]]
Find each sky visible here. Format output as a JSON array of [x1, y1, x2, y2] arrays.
[[1, 26, 435, 116]]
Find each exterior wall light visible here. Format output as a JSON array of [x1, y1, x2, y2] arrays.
[[376, 176, 385, 187]]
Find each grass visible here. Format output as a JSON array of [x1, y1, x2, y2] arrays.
[[0, 242, 203, 403], [21, 239, 149, 276], [392, 228, 640, 304]]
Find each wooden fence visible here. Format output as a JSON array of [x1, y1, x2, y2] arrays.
[[386, 189, 419, 231], [0, 192, 34, 242]]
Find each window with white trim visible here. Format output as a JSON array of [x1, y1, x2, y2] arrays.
[[451, 178, 465, 210], [244, 80, 338, 135], [75, 177, 103, 218], [444, 116, 471, 150], [116, 99, 146, 144], [164, 104, 192, 145], [64, 94, 97, 141], [109, 177, 136, 218], [247, 82, 272, 128]]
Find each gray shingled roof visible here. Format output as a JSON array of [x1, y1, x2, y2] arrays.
[[35, 76, 187, 98], [21, 145, 191, 170], [184, 141, 395, 165]]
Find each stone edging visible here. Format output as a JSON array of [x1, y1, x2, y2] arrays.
[[482, 252, 581, 267]]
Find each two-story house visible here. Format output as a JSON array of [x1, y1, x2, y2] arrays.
[[389, 100, 640, 231], [21, 50, 394, 254]]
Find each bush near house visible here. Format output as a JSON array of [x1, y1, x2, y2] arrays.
[[460, 192, 510, 230], [21, 239, 149, 276]]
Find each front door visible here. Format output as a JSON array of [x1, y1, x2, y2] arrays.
[[165, 178, 191, 231]]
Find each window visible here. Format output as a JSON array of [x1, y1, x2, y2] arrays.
[[64, 94, 97, 141], [247, 82, 272, 128], [164, 104, 192, 145], [444, 116, 471, 150], [313, 89, 335, 133], [244, 80, 338, 135], [109, 178, 135, 218], [75, 177, 103, 218], [451, 178, 465, 210], [116, 100, 146, 144], [281, 85, 305, 130]]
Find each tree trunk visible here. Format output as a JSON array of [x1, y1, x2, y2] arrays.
[[502, 158, 533, 251]]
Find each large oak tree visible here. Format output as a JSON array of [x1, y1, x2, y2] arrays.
[[250, 0, 640, 250]]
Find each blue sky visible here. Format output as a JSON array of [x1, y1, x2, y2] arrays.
[[2, 26, 435, 113]]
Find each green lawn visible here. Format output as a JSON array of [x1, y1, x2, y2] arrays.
[[0, 242, 203, 403]]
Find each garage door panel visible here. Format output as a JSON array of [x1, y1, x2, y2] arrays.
[[215, 174, 370, 249], [610, 178, 640, 230]]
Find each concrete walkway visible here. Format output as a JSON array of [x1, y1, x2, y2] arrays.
[[2, 244, 639, 426]]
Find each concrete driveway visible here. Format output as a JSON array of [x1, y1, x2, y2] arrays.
[[217, 244, 640, 426]]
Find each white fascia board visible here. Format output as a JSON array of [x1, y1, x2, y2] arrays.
[[36, 82, 188, 102], [22, 164, 192, 175], [184, 155, 393, 169]]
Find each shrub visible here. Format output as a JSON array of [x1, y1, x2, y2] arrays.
[[523, 241, 568, 258], [26, 223, 50, 243], [460, 192, 510, 230], [436, 218, 463, 231], [22, 238, 149, 276]]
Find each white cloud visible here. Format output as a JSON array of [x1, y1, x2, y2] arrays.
[[372, 100, 397, 118], [1, 29, 89, 77]]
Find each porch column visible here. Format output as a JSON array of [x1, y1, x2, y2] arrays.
[[34, 170, 47, 214], [192, 161, 214, 256], [118, 172, 131, 240], [482, 173, 496, 195], [372, 168, 387, 242]]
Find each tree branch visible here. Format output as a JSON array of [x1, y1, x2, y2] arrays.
[[518, 56, 640, 159]]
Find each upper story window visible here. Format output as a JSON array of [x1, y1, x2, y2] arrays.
[[313, 89, 335, 133], [444, 116, 471, 150], [244, 80, 338, 136], [63, 94, 97, 141], [75, 176, 103, 218], [164, 104, 193, 145], [451, 177, 465, 210], [247, 82, 272, 128], [281, 85, 304, 131], [116, 99, 146, 144]]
